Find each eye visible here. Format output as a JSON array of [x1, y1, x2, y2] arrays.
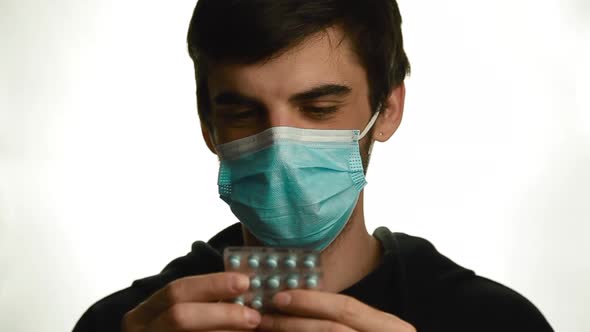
[[231, 109, 257, 119], [219, 108, 260, 120], [301, 106, 339, 119], [214, 107, 264, 129]]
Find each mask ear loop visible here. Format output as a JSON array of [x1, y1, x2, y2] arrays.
[[359, 103, 382, 167], [359, 109, 381, 140]]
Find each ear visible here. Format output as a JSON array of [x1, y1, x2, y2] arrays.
[[201, 122, 217, 155], [373, 82, 405, 142]]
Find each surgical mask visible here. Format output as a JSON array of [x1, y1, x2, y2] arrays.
[[216, 111, 380, 250]]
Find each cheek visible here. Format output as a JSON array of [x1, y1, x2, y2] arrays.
[[214, 126, 254, 143]]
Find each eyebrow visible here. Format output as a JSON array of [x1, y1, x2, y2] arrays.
[[289, 84, 351, 103], [213, 92, 260, 106], [212, 83, 352, 106]]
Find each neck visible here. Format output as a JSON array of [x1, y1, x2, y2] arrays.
[[319, 192, 383, 292], [241, 191, 383, 293]]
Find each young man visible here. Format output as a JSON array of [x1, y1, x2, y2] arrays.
[[74, 0, 553, 331]]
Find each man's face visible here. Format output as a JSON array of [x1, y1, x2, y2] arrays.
[[205, 27, 374, 149]]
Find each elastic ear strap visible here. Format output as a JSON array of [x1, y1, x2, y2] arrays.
[[359, 110, 381, 139]]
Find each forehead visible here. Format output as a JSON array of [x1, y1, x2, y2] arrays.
[[207, 27, 367, 99]]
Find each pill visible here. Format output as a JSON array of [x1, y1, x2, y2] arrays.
[[286, 275, 299, 289], [284, 255, 297, 268], [250, 276, 262, 289], [228, 255, 241, 269], [234, 296, 245, 306], [266, 255, 278, 268], [305, 275, 318, 288], [303, 256, 316, 269], [251, 296, 263, 310], [267, 275, 280, 289], [248, 255, 260, 268]]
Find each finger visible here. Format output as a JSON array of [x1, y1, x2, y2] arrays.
[[258, 314, 356, 332], [132, 272, 250, 322], [145, 302, 261, 332], [271, 290, 413, 331]]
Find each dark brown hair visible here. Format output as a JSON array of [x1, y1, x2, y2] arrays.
[[187, 0, 410, 127]]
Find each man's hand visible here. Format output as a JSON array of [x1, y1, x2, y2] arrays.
[[122, 272, 261, 332], [257, 290, 416, 332]]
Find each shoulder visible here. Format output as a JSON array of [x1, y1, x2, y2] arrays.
[[430, 275, 554, 331], [378, 230, 553, 331]]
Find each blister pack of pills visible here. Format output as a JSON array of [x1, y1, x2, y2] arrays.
[[223, 246, 322, 312]]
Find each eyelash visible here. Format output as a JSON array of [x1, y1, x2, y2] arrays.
[[221, 109, 259, 121], [233, 110, 257, 119], [301, 106, 339, 118]]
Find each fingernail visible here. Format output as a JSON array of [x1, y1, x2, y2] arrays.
[[244, 308, 261, 326], [273, 292, 291, 306], [233, 275, 249, 292]]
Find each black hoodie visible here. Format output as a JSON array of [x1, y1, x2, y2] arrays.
[[73, 223, 553, 331]]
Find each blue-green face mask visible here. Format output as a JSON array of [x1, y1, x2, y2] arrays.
[[216, 112, 379, 250]]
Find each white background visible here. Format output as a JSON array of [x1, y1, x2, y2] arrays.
[[1, 0, 588, 331]]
